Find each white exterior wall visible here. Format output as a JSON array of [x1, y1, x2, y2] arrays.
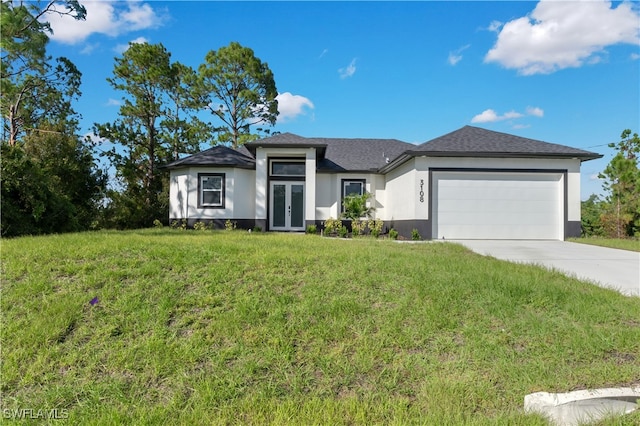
[[383, 158, 418, 220], [169, 169, 189, 219], [313, 173, 382, 220], [315, 174, 335, 219], [169, 167, 256, 220]]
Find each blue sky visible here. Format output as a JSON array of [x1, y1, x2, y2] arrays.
[[44, 0, 640, 199]]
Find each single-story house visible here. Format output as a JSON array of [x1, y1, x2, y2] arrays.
[[165, 125, 601, 240]]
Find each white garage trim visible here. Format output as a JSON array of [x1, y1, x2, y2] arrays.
[[430, 169, 566, 240]]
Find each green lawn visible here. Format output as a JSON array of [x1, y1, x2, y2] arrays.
[[2, 230, 639, 425], [569, 237, 640, 252]]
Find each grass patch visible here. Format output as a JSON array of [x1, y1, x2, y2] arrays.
[[2, 230, 639, 424], [569, 237, 640, 252]]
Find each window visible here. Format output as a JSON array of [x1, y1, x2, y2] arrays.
[[341, 179, 366, 212], [271, 161, 305, 177], [198, 173, 225, 208], [343, 179, 365, 198]]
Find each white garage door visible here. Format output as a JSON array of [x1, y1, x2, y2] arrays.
[[432, 171, 563, 240]]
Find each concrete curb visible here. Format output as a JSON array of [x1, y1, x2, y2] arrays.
[[525, 387, 640, 425]]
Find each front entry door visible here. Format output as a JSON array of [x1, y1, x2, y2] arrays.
[[270, 182, 305, 231]]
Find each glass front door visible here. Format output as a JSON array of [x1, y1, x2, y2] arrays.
[[270, 182, 305, 231]]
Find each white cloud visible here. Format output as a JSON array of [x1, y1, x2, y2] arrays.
[[448, 44, 471, 66], [106, 98, 121, 107], [488, 20, 503, 33], [47, 1, 167, 45], [339, 58, 357, 79], [319, 49, 329, 59], [471, 106, 544, 123], [631, 53, 640, 60], [114, 37, 149, 54], [526, 106, 544, 117], [485, 0, 640, 75], [276, 92, 314, 123]]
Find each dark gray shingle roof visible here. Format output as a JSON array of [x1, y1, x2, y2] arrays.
[[411, 126, 601, 160], [165, 127, 602, 172], [245, 133, 414, 171], [164, 145, 255, 169]]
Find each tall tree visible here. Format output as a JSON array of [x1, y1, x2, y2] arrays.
[[94, 42, 205, 228], [0, 0, 106, 237], [598, 129, 640, 238], [198, 42, 278, 148], [1, 0, 86, 146]]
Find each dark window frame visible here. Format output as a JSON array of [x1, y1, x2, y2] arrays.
[[270, 160, 306, 177], [198, 173, 225, 209], [341, 178, 366, 212]]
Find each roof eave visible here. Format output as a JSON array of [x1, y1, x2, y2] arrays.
[[405, 150, 603, 161]]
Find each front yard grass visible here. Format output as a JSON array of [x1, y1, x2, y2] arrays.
[[569, 237, 640, 252], [2, 230, 639, 424]]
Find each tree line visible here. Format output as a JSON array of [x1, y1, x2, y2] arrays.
[[581, 130, 639, 239], [1, 0, 278, 236]]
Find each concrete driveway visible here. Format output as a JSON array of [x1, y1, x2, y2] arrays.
[[454, 240, 640, 297]]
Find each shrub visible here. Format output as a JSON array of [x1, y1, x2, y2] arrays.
[[412, 229, 421, 241], [337, 225, 348, 238], [367, 219, 383, 238], [252, 226, 262, 233], [389, 228, 398, 240], [171, 219, 187, 230], [224, 219, 237, 231], [153, 219, 163, 228], [341, 192, 375, 220], [351, 219, 364, 237], [193, 221, 207, 231], [306, 224, 317, 234], [323, 218, 341, 235]]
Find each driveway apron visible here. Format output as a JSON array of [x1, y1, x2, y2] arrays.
[[454, 240, 640, 297]]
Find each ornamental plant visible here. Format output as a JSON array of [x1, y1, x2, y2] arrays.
[[342, 193, 375, 220], [367, 218, 384, 238]]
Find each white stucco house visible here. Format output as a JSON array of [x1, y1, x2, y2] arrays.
[[165, 126, 601, 240]]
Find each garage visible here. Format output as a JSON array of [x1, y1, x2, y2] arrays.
[[432, 170, 564, 240]]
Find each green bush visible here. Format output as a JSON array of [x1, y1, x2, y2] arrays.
[[341, 192, 375, 220], [252, 226, 262, 232], [389, 228, 399, 240], [306, 224, 317, 234], [337, 225, 348, 238], [193, 221, 207, 231], [153, 219, 163, 228], [323, 218, 341, 235], [171, 219, 187, 230], [368, 219, 383, 238], [224, 219, 237, 231], [351, 219, 365, 237], [412, 229, 421, 241]]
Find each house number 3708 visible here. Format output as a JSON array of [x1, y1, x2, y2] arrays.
[[419, 179, 424, 203]]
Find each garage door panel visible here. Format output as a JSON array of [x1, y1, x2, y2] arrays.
[[433, 171, 563, 240]]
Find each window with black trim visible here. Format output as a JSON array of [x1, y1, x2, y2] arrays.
[[271, 161, 305, 177], [341, 179, 365, 211], [198, 173, 225, 208]]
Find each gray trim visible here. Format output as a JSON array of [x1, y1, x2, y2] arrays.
[[170, 218, 257, 230], [566, 221, 581, 238], [428, 168, 568, 240], [386, 220, 431, 240]]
